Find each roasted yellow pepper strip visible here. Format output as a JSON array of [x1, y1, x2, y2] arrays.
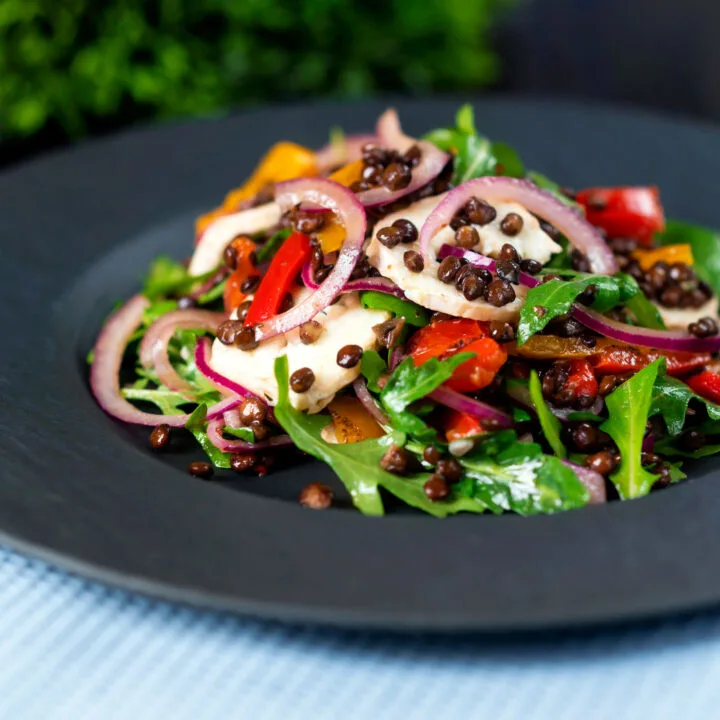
[[327, 396, 383, 443], [632, 243, 694, 270], [195, 142, 317, 235]]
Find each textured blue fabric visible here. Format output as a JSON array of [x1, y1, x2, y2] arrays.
[[0, 545, 718, 720]]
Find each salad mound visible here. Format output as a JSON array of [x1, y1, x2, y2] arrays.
[[89, 105, 720, 516]]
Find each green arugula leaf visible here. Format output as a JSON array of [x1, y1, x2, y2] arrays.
[[601, 359, 662, 499], [516, 275, 639, 345], [624, 292, 666, 330], [360, 291, 429, 327], [197, 279, 226, 305], [452, 133, 497, 184], [121, 387, 191, 415], [257, 227, 292, 263], [656, 220, 720, 295], [380, 354, 474, 414], [223, 426, 255, 442], [185, 405, 231, 468], [492, 142, 525, 178], [273, 356, 385, 515], [458, 435, 588, 515], [512, 406, 532, 422], [655, 439, 720, 459], [566, 411, 604, 423], [360, 350, 387, 393], [455, 103, 476, 134], [143, 256, 213, 301], [528, 370, 566, 458], [650, 372, 720, 435]]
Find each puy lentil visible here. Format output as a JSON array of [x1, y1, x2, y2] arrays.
[[500, 212, 524, 236], [486, 278, 516, 306], [239, 397, 266, 425], [495, 259, 520, 284], [570, 423, 600, 452], [230, 453, 256, 472], [336, 344, 363, 368], [290, 367, 315, 393], [570, 249, 591, 273], [681, 428, 706, 451], [381, 162, 412, 191], [249, 421, 272, 442], [293, 210, 326, 234], [223, 244, 238, 269], [660, 286, 683, 308], [476, 268, 493, 284], [608, 237, 638, 255], [234, 326, 259, 351], [240, 275, 261, 294], [313, 264, 333, 283], [361, 164, 381, 184], [423, 446, 442, 466], [436, 458, 462, 483], [310, 246, 324, 269], [598, 375, 621, 396], [377, 226, 404, 248], [380, 444, 410, 475], [584, 450, 617, 476], [299, 320, 323, 344], [372, 318, 405, 349], [689, 317, 719, 338], [424, 474, 450, 501], [520, 258, 542, 275], [403, 250, 424, 273], [149, 424, 171, 451], [188, 461, 213, 479], [437, 256, 463, 283], [498, 243, 520, 263], [455, 225, 480, 248], [489, 321, 516, 343], [539, 220, 562, 242], [403, 145, 422, 167], [217, 320, 241, 345], [299, 482, 334, 510], [236, 300, 252, 322], [577, 284, 598, 306], [392, 218, 418, 243], [465, 197, 497, 225], [362, 143, 389, 165], [461, 274, 485, 301]]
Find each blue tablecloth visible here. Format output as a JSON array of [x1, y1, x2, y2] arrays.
[[0, 545, 717, 720]]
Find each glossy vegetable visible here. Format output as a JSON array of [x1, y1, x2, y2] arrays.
[[223, 236, 258, 313], [327, 396, 384, 443], [687, 371, 720, 406], [576, 186, 665, 246], [444, 410, 486, 442], [632, 243, 693, 270], [408, 318, 508, 393], [591, 346, 710, 377]]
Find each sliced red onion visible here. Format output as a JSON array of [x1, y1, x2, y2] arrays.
[[573, 305, 720, 352], [194, 337, 253, 399], [438, 244, 540, 288], [314, 133, 377, 174], [429, 385, 513, 429], [352, 377, 389, 425], [189, 201, 281, 276], [206, 417, 293, 454], [354, 110, 449, 208], [224, 408, 243, 429], [90, 295, 241, 427], [551, 396, 605, 421], [187, 266, 230, 301], [420, 177, 617, 274], [255, 178, 366, 342], [139, 309, 226, 398], [642, 433, 655, 453], [301, 260, 406, 298], [561, 460, 607, 504]]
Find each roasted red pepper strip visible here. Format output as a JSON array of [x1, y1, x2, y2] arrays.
[[687, 371, 720, 405], [565, 358, 598, 399], [444, 409, 486, 443], [591, 346, 710, 378], [243, 231, 311, 326], [576, 186, 665, 246]]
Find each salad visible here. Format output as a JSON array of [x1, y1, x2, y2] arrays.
[[90, 105, 720, 517]]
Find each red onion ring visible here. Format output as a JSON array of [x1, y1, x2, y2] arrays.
[[206, 417, 293, 454], [194, 337, 254, 399], [561, 460, 607, 504], [301, 261, 406, 298], [90, 295, 241, 427], [354, 110, 449, 208], [314, 133, 377, 174], [255, 178, 366, 342], [139, 309, 226, 398], [224, 408, 243, 429], [420, 177, 617, 274], [352, 377, 389, 425], [189, 201, 281, 276], [440, 244, 720, 352], [429, 385, 513, 429]]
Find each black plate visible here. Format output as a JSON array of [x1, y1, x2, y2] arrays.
[[2, 97, 720, 632]]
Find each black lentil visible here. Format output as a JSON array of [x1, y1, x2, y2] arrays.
[[249, 421, 272, 442], [188, 461, 213, 479], [381, 162, 412, 191], [372, 318, 405, 349], [299, 320, 323, 344], [217, 320, 241, 345], [299, 482, 334, 509], [377, 226, 404, 248], [240, 275, 261, 294], [455, 225, 480, 248], [681, 429, 706, 452], [486, 278, 516, 306], [239, 397, 266, 425], [149, 424, 171, 451], [489, 321, 516, 343], [392, 218, 418, 243], [236, 300, 252, 322], [437, 255, 463, 283], [423, 446, 442, 466], [498, 243, 520, 263], [223, 244, 238, 269], [336, 344, 363, 368], [403, 250, 424, 273], [436, 458, 462, 484], [424, 474, 450, 501], [495, 259, 520, 284], [689, 317, 719, 338], [230, 453, 256, 472], [380, 444, 410, 475], [500, 212, 524, 236], [461, 273, 485, 301], [234, 326, 259, 351], [290, 367, 315, 393], [465, 197, 497, 225], [519, 258, 542, 275], [584, 450, 617, 476], [403, 145, 422, 167]]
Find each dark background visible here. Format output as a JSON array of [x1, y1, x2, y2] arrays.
[[2, 0, 719, 166]]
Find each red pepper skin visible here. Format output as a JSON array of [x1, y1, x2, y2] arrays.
[[687, 371, 720, 405], [444, 410, 486, 443], [591, 347, 710, 378], [243, 231, 311, 326], [576, 186, 665, 246], [565, 358, 598, 399]]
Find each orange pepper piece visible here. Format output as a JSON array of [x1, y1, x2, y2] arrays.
[[327, 397, 384, 443], [196, 142, 317, 236], [314, 213, 347, 253], [223, 236, 258, 313], [329, 159, 364, 188], [632, 243, 694, 270]]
